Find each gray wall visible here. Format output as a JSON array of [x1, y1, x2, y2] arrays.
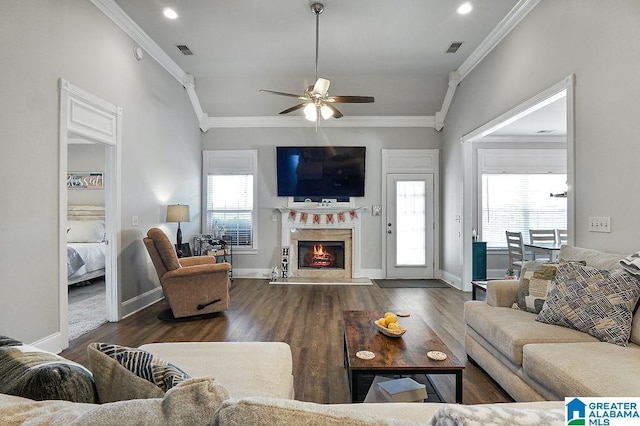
[[0, 0, 201, 345], [441, 0, 640, 282], [202, 127, 440, 275]]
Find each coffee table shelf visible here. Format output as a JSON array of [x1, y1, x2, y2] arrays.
[[343, 310, 464, 403]]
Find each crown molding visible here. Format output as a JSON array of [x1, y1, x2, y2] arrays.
[[435, 0, 541, 130], [202, 115, 435, 130]]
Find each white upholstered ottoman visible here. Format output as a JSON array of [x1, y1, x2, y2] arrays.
[[139, 342, 294, 400]]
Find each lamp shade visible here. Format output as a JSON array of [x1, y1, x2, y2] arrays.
[[166, 204, 190, 223]]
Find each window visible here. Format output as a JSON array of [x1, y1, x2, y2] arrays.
[[481, 174, 567, 248], [477, 148, 567, 248], [206, 175, 253, 247], [202, 150, 258, 251]]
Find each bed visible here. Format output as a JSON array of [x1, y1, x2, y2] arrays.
[[67, 205, 106, 285]]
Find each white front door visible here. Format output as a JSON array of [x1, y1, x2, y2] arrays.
[[385, 174, 434, 278]]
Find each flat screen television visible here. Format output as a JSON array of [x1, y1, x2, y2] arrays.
[[276, 146, 366, 197]]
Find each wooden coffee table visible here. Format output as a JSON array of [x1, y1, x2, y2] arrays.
[[343, 310, 464, 403]]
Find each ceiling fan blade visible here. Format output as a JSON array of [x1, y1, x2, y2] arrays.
[[328, 95, 375, 103], [279, 103, 307, 115], [260, 89, 306, 100], [324, 104, 343, 119], [312, 78, 330, 96]]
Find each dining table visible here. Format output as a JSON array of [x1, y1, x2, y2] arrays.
[[524, 241, 563, 262]]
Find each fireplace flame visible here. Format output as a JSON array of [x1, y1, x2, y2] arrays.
[[313, 244, 326, 255]]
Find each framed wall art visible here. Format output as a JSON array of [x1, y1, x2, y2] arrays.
[[67, 172, 104, 189]]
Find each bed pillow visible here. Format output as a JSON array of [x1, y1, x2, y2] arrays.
[[87, 343, 190, 403], [67, 220, 105, 243], [0, 336, 97, 403], [536, 262, 640, 346]]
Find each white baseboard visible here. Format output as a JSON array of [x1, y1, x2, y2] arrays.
[[121, 286, 164, 319], [31, 332, 65, 354], [440, 270, 465, 291]]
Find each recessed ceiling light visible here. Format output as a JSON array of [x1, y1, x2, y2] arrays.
[[163, 7, 178, 19], [457, 2, 473, 15]]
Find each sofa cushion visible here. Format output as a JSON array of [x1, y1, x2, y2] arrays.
[[427, 404, 564, 426], [0, 336, 97, 403], [139, 342, 295, 399], [559, 245, 626, 271], [536, 262, 640, 346], [87, 343, 189, 403], [213, 397, 416, 426], [464, 302, 597, 365], [515, 261, 559, 314], [0, 377, 229, 426], [523, 342, 640, 397]]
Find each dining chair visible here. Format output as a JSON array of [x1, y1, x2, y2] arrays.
[[505, 231, 526, 274], [556, 229, 568, 245], [528, 229, 556, 261]]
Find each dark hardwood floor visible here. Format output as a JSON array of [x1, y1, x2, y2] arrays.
[[61, 279, 512, 405]]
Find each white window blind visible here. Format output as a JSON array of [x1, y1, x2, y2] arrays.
[[206, 175, 253, 247], [481, 173, 567, 248]]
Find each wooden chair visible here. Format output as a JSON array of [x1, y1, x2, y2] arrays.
[[144, 228, 231, 321], [505, 231, 526, 274], [528, 229, 556, 261], [556, 229, 568, 245]]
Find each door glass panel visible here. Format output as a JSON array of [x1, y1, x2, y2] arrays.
[[396, 181, 426, 265]]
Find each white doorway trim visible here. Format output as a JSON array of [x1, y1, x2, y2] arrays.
[[460, 74, 575, 291], [58, 79, 122, 350], [381, 149, 440, 279]]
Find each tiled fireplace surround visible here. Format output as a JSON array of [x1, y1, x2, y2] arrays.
[[280, 209, 362, 279]]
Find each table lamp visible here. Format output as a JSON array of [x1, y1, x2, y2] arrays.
[[166, 204, 190, 255]]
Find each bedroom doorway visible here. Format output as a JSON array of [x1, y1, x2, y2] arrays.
[[59, 79, 121, 350]]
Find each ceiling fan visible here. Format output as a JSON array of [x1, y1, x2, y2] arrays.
[[259, 2, 374, 121]]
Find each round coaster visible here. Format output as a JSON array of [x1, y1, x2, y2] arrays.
[[427, 350, 447, 361], [356, 350, 375, 360], [396, 312, 411, 317]]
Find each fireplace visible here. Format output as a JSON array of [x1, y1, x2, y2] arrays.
[[289, 228, 353, 279], [298, 241, 345, 270]]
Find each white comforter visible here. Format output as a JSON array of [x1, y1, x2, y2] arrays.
[[68, 242, 106, 278]]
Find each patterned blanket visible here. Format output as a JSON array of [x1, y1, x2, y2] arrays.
[[620, 251, 640, 276]]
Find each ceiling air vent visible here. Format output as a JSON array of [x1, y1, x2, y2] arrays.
[[446, 42, 463, 53], [176, 45, 193, 55]]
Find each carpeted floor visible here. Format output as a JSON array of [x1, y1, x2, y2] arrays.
[[372, 279, 450, 288], [68, 279, 107, 341]]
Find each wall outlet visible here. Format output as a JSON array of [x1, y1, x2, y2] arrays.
[[131, 215, 139, 226], [588, 216, 611, 233]]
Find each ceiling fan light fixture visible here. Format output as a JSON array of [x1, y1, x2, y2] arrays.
[[320, 104, 334, 119], [304, 103, 317, 121]]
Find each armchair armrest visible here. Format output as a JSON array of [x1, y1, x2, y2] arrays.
[[179, 256, 216, 267], [164, 262, 231, 280], [486, 280, 519, 307]]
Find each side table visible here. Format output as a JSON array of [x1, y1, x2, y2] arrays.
[[470, 280, 487, 301]]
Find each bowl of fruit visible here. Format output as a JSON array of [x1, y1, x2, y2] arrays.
[[374, 312, 406, 337]]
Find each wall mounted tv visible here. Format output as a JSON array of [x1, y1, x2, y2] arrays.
[[276, 146, 366, 197]]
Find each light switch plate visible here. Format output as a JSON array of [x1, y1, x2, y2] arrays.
[[588, 216, 611, 233]]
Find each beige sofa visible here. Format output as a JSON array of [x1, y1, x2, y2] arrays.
[[0, 340, 565, 424], [464, 245, 640, 401]]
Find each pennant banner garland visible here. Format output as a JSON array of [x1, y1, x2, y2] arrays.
[[283, 208, 362, 224]]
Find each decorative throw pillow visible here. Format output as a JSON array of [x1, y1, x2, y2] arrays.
[[514, 261, 560, 314], [427, 404, 564, 426], [87, 343, 190, 403], [0, 336, 97, 403], [536, 262, 640, 346]]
